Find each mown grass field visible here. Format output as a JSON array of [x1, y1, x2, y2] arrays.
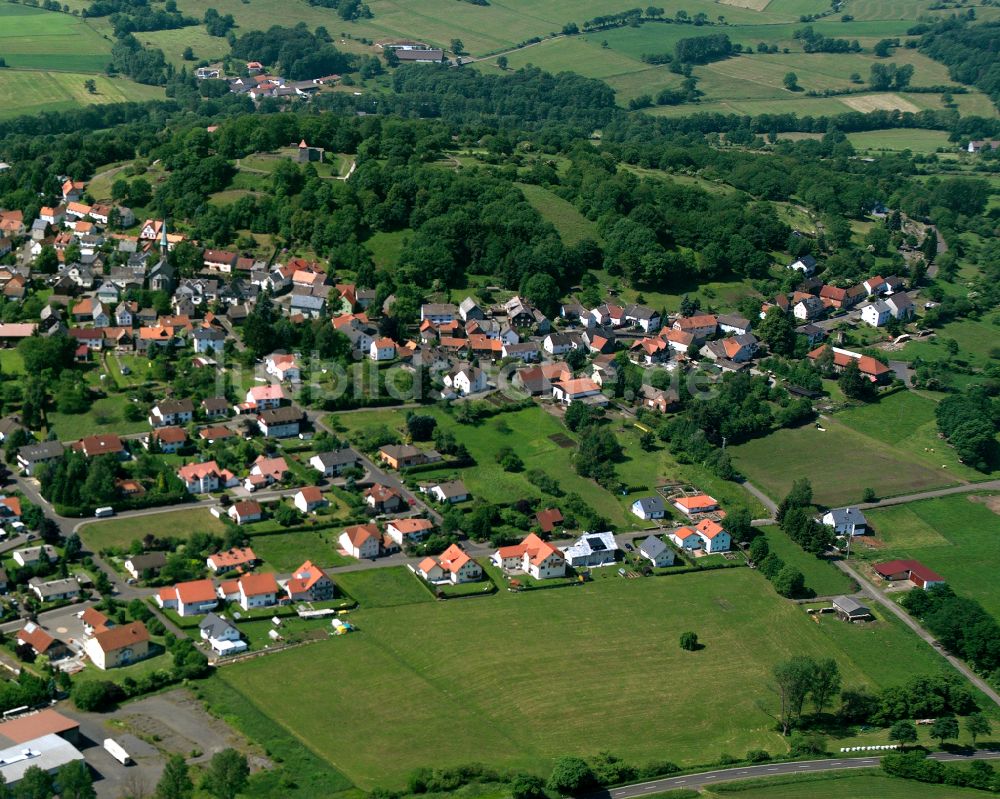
[[758, 524, 854, 596], [864, 493, 1000, 619], [216, 567, 947, 789], [517, 183, 600, 245], [729, 415, 961, 509], [334, 566, 433, 608], [0, 4, 110, 72], [79, 507, 226, 551], [47, 393, 152, 439], [253, 530, 353, 572], [0, 70, 164, 119], [899, 318, 1000, 370], [847, 128, 952, 152]]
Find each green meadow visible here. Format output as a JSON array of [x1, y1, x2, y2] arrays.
[[865, 493, 1000, 619], [216, 567, 948, 789]]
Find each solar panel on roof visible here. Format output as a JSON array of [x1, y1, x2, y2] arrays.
[[587, 537, 606, 551]]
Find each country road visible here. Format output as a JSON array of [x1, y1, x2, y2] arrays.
[[836, 559, 1000, 710], [857, 479, 1000, 510], [595, 749, 1000, 797]]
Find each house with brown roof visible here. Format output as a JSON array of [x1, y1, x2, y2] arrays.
[[364, 483, 406, 514], [386, 517, 433, 545], [145, 426, 187, 454], [16, 623, 68, 660], [491, 533, 566, 580], [416, 543, 483, 585], [284, 560, 335, 601], [807, 345, 892, 383], [672, 314, 718, 342], [237, 573, 279, 610], [84, 621, 150, 670], [294, 486, 327, 513], [73, 434, 126, 459], [207, 547, 258, 573], [228, 501, 262, 525], [339, 523, 383, 559], [672, 494, 718, 516], [535, 508, 564, 533], [156, 579, 218, 616]]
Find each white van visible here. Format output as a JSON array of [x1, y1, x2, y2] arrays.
[[94, 506, 115, 518]]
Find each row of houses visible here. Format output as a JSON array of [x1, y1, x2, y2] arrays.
[[156, 559, 335, 616]]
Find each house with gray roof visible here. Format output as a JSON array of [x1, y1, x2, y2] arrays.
[[832, 595, 871, 621], [639, 535, 675, 568], [16, 441, 64, 476], [630, 496, 665, 521], [199, 613, 246, 656], [820, 507, 868, 537]]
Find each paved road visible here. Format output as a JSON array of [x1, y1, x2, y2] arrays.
[[739, 479, 778, 517], [307, 409, 445, 525], [836, 559, 1000, 710], [857, 479, 1000, 511], [598, 749, 1000, 797]]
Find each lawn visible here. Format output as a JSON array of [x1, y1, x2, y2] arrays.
[[517, 183, 601, 245], [864, 493, 1000, 619], [834, 391, 987, 483], [332, 405, 633, 527], [0, 349, 25, 375], [898, 317, 1000, 371], [333, 566, 433, 608], [847, 128, 953, 153], [0, 5, 110, 72], [703, 772, 1000, 798], [47, 393, 152, 439], [253, 530, 353, 572], [729, 413, 963, 508], [0, 70, 164, 119], [215, 567, 947, 789], [79, 507, 226, 552], [758, 525, 855, 597], [364, 229, 411, 270]]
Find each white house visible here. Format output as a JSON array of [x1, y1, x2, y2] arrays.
[[631, 496, 665, 520], [788, 255, 817, 276], [821, 507, 868, 536], [669, 527, 703, 550], [416, 543, 483, 584], [294, 486, 328, 513], [639, 535, 675, 568], [309, 448, 359, 477], [228, 501, 262, 525], [369, 338, 396, 361], [192, 328, 226, 354], [156, 579, 218, 617], [542, 332, 580, 356], [861, 301, 892, 327], [386, 517, 433, 545], [674, 519, 731, 553], [491, 533, 566, 580], [237, 573, 279, 610], [563, 531, 619, 568], [339, 524, 382, 559], [793, 297, 825, 321], [199, 613, 247, 656], [265, 353, 301, 382], [429, 480, 469, 504], [551, 378, 606, 406], [444, 366, 487, 396]]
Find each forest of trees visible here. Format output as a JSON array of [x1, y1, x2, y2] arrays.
[[231, 26, 357, 81], [920, 18, 1000, 106]]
